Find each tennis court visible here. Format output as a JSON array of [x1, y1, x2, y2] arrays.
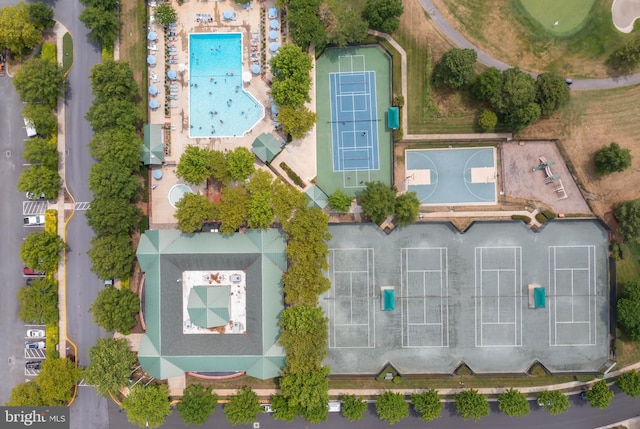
[[405, 147, 497, 206], [316, 46, 392, 196]]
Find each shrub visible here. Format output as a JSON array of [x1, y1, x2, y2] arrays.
[[511, 214, 531, 224], [279, 162, 305, 188], [393, 94, 404, 107], [535, 213, 548, 224], [45, 209, 57, 234], [41, 43, 56, 62], [478, 109, 497, 130], [392, 375, 403, 384], [45, 323, 59, 359], [328, 190, 352, 212]]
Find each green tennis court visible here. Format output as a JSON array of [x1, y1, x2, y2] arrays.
[[518, 0, 596, 35]]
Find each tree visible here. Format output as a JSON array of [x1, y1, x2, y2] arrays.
[[272, 78, 312, 109], [395, 191, 420, 227], [608, 39, 640, 72], [36, 358, 80, 405], [13, 58, 65, 108], [492, 67, 536, 115], [177, 384, 218, 425], [375, 391, 408, 425], [6, 381, 45, 406], [325, 5, 368, 47], [224, 386, 263, 426], [85, 98, 141, 132], [122, 384, 172, 429], [210, 149, 230, 184], [617, 280, 640, 339], [478, 109, 497, 130], [617, 370, 640, 397], [360, 181, 396, 224], [86, 197, 141, 237], [247, 191, 274, 229], [89, 286, 140, 334], [504, 102, 541, 131], [89, 60, 139, 103], [175, 193, 217, 233], [271, 393, 297, 422], [87, 234, 135, 280], [270, 43, 313, 108], [272, 179, 307, 222], [21, 231, 66, 273], [341, 394, 367, 422], [537, 390, 570, 415], [454, 389, 490, 421], [287, 4, 326, 50], [615, 199, 640, 240], [278, 105, 318, 140], [217, 187, 249, 234], [278, 305, 328, 373], [498, 388, 529, 417], [89, 129, 142, 170], [84, 338, 137, 397], [226, 147, 255, 181], [17, 166, 61, 199], [88, 160, 141, 201], [23, 104, 57, 137], [535, 72, 570, 116], [328, 190, 352, 212], [279, 367, 330, 422], [28, 2, 54, 31], [586, 380, 614, 409], [471, 67, 502, 102], [23, 137, 58, 169], [79, 5, 120, 47], [594, 142, 632, 176], [17, 278, 58, 324], [363, 0, 403, 33], [433, 48, 477, 89], [411, 390, 442, 422], [154, 3, 177, 27], [176, 146, 214, 185], [80, 0, 120, 11], [0, 3, 42, 58]]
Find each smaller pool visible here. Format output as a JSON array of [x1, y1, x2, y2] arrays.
[[169, 184, 193, 208]]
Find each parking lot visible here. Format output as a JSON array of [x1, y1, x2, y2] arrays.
[[23, 326, 46, 376]]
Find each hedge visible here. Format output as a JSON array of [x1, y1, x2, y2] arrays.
[[45, 209, 58, 234], [45, 323, 59, 359], [511, 214, 531, 224], [542, 210, 557, 220], [279, 162, 305, 188], [535, 213, 548, 224]]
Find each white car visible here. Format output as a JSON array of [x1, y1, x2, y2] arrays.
[[262, 404, 274, 413], [25, 341, 45, 349], [26, 329, 45, 338], [25, 191, 45, 200], [23, 215, 44, 226]]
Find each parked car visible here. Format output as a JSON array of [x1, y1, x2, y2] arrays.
[[25, 191, 45, 200], [23, 267, 45, 277], [23, 215, 44, 226], [328, 401, 341, 413], [25, 341, 45, 349], [104, 278, 114, 287], [262, 404, 274, 413], [25, 361, 41, 370], [26, 329, 45, 338]]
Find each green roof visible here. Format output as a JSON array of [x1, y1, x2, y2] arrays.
[[388, 107, 399, 130], [137, 229, 286, 379], [305, 185, 329, 209], [142, 124, 164, 165], [252, 132, 282, 164], [187, 286, 230, 328]]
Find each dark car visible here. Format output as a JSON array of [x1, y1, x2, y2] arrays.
[[25, 361, 41, 370], [23, 267, 45, 277]]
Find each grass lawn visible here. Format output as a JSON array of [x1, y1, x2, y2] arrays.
[[62, 33, 73, 75], [518, 0, 595, 36], [618, 242, 640, 286], [119, 0, 147, 114]]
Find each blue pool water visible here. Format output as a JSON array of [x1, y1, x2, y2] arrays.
[[189, 33, 264, 138]]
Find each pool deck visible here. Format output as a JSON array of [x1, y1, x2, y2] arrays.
[[145, 0, 317, 226]]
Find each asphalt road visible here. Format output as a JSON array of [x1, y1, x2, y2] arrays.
[[419, 0, 640, 90], [107, 388, 640, 429]]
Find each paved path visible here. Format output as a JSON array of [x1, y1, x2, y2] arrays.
[[419, 0, 640, 90]]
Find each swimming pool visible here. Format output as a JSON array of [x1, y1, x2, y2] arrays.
[[189, 33, 264, 138]]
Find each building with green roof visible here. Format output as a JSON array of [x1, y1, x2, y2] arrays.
[[136, 229, 287, 380]]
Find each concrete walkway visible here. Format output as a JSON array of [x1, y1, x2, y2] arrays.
[[418, 0, 640, 91]]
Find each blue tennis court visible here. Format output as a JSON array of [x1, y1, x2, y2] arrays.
[[405, 148, 497, 206], [329, 61, 379, 172]]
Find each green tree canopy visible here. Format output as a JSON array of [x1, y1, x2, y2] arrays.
[[286, 0, 326, 49], [226, 147, 255, 181], [36, 358, 80, 405], [617, 280, 640, 340], [472, 67, 502, 102], [411, 390, 442, 422], [478, 109, 498, 130], [176, 146, 214, 185], [363, 0, 403, 33], [89, 286, 140, 334], [175, 193, 217, 233], [618, 370, 640, 397], [328, 190, 352, 212], [0, 3, 42, 58], [85, 98, 141, 133], [395, 191, 420, 227], [86, 197, 141, 237], [615, 199, 640, 240], [89, 128, 143, 169], [247, 190, 274, 229], [272, 77, 312, 109], [17, 165, 61, 199], [17, 278, 58, 324], [224, 386, 263, 426], [176, 384, 218, 425], [217, 187, 249, 234], [498, 388, 529, 417], [6, 381, 45, 406], [594, 142, 632, 176], [28, 2, 55, 30], [122, 384, 172, 429], [586, 380, 614, 409], [84, 338, 137, 397], [272, 179, 306, 223], [23, 137, 58, 169], [325, 5, 368, 47], [270, 43, 313, 108], [79, 5, 120, 47], [279, 367, 330, 423], [493, 67, 536, 114], [87, 234, 135, 280], [88, 160, 141, 201], [375, 391, 408, 425], [537, 390, 570, 415], [608, 39, 640, 72], [80, 0, 119, 11], [278, 305, 328, 373], [21, 231, 66, 273], [535, 72, 570, 116], [278, 105, 318, 140], [271, 393, 297, 422], [23, 104, 57, 138], [433, 48, 477, 89], [154, 3, 177, 27], [13, 58, 65, 108], [454, 389, 490, 421], [504, 102, 541, 131], [89, 60, 138, 103], [360, 181, 396, 224], [210, 149, 230, 184], [341, 394, 367, 422]]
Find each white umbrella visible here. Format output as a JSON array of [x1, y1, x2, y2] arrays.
[[242, 71, 252, 83]]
